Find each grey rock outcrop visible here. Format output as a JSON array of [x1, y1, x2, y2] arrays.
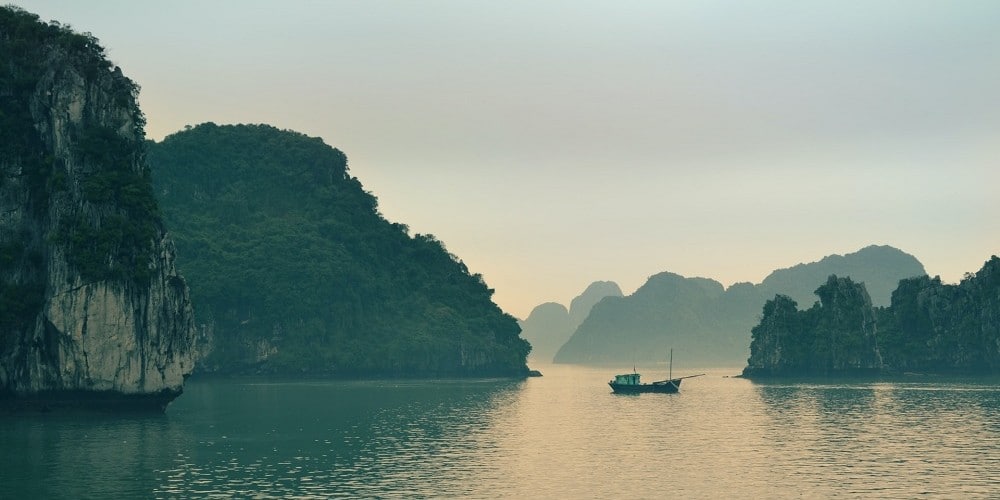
[[878, 256, 1000, 373], [743, 257, 1000, 377], [0, 8, 196, 409], [742, 276, 883, 377]]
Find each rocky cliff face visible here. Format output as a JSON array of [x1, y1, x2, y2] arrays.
[[740, 295, 802, 375], [743, 276, 883, 377], [745, 258, 1000, 377], [879, 256, 1000, 373], [0, 8, 196, 408]]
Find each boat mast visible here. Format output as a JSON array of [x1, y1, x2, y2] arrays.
[[669, 348, 673, 380]]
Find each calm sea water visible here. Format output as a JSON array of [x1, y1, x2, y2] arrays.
[[2, 363, 1000, 498]]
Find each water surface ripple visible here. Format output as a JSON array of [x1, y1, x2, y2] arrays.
[[2, 365, 1000, 498]]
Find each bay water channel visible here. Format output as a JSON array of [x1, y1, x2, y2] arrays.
[[3, 363, 1000, 498]]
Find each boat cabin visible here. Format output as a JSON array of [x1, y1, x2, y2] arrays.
[[613, 373, 641, 385]]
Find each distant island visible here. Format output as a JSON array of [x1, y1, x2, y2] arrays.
[[518, 281, 622, 362], [552, 245, 926, 366], [744, 256, 1000, 377], [148, 123, 531, 377]]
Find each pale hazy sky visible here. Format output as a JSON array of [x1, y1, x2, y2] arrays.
[[17, 1, 999, 318]]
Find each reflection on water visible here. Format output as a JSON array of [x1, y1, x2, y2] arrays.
[[752, 378, 1000, 497], [2, 368, 1000, 498], [0, 412, 184, 499], [157, 378, 525, 498]]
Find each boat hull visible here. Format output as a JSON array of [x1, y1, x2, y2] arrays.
[[608, 378, 681, 394]]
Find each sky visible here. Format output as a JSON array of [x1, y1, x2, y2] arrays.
[[15, 1, 999, 318]]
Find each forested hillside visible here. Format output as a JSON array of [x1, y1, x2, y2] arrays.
[[147, 123, 529, 376], [743, 276, 882, 377], [876, 256, 1000, 373]]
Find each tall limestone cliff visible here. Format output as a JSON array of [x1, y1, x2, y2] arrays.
[[0, 7, 196, 408], [743, 276, 882, 377], [877, 256, 1000, 373]]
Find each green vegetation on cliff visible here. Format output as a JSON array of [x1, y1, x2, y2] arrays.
[[743, 276, 882, 377], [877, 256, 1000, 373], [744, 257, 1000, 377], [1, 6, 196, 401], [1, 6, 158, 329], [0, 7, 79, 331], [148, 123, 529, 376]]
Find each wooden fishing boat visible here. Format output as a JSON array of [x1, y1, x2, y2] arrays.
[[607, 372, 703, 394], [608, 349, 704, 394]]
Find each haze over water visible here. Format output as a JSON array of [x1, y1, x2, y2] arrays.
[[3, 365, 1000, 498]]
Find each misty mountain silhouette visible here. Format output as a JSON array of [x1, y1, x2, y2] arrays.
[[519, 281, 622, 362], [552, 245, 925, 366]]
